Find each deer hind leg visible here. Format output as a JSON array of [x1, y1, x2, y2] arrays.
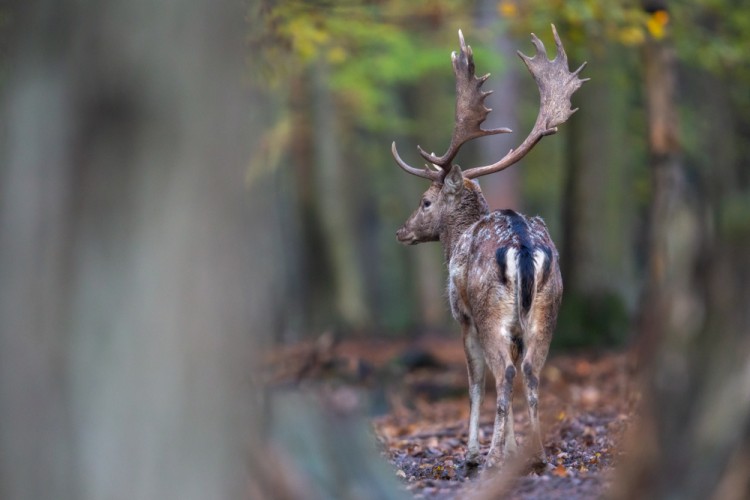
[[504, 393, 517, 455], [521, 319, 553, 467], [463, 322, 486, 466], [482, 326, 516, 468]]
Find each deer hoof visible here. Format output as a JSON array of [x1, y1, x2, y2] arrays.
[[465, 449, 482, 467], [484, 450, 506, 470], [526, 452, 547, 474]]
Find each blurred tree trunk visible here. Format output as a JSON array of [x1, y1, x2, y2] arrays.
[[409, 79, 452, 328], [311, 60, 370, 330], [561, 70, 606, 293], [614, 4, 750, 498], [280, 75, 314, 341], [557, 47, 635, 345], [411, 242, 448, 327], [476, 0, 520, 211], [0, 1, 271, 498], [636, 6, 703, 352], [561, 53, 631, 295], [372, 147, 419, 332]]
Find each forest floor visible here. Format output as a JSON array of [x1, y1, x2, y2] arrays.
[[266, 334, 639, 499]]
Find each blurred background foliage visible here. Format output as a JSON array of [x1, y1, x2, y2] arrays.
[[247, 0, 750, 349]]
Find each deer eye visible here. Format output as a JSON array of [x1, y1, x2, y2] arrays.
[[422, 199, 432, 209]]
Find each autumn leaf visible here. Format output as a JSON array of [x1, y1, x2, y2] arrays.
[[552, 464, 568, 478], [575, 359, 592, 377]]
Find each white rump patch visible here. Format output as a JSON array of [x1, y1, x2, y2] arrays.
[[504, 247, 517, 283], [533, 248, 548, 276]]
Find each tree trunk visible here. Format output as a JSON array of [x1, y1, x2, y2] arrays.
[[0, 1, 271, 498], [407, 74, 454, 329], [557, 46, 635, 345], [561, 52, 633, 296], [310, 60, 370, 330], [476, 0, 521, 211], [635, 23, 703, 356], [613, 4, 750, 498]]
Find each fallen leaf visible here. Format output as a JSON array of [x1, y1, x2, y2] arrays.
[[581, 386, 600, 407], [552, 464, 568, 478], [575, 360, 592, 377]]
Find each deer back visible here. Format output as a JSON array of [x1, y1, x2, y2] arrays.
[[448, 210, 560, 330]]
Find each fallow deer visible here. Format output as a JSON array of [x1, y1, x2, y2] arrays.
[[393, 26, 586, 468]]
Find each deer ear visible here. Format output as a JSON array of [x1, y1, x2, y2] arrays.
[[443, 165, 464, 195]]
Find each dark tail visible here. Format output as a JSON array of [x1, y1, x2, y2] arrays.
[[495, 209, 554, 332], [518, 245, 535, 316], [495, 245, 536, 329]]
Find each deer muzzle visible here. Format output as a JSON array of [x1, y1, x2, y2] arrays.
[[396, 226, 418, 245]]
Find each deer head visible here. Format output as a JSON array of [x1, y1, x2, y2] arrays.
[[396, 164, 489, 245], [394, 26, 587, 246]]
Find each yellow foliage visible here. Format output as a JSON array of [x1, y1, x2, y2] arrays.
[[327, 46, 347, 64], [618, 26, 645, 46], [653, 9, 670, 27], [498, 0, 517, 18], [646, 10, 670, 40], [285, 16, 330, 61]]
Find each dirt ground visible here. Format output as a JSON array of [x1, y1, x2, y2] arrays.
[[265, 334, 638, 499]]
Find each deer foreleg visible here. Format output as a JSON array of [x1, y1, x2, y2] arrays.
[[463, 324, 485, 465]]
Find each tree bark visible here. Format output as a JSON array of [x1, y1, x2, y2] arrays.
[[0, 1, 271, 498], [310, 60, 370, 330], [614, 4, 750, 498], [561, 52, 632, 296], [476, 0, 521, 211], [635, 24, 702, 358]]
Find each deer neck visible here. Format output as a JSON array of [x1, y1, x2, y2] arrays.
[[439, 191, 490, 263]]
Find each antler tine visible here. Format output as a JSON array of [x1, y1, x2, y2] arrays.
[[391, 142, 442, 181], [463, 25, 587, 180], [418, 29, 512, 169]]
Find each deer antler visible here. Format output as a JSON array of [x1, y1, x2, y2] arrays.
[[391, 142, 444, 181], [418, 30, 512, 168], [392, 25, 586, 182], [463, 25, 587, 179], [391, 29, 511, 181]]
